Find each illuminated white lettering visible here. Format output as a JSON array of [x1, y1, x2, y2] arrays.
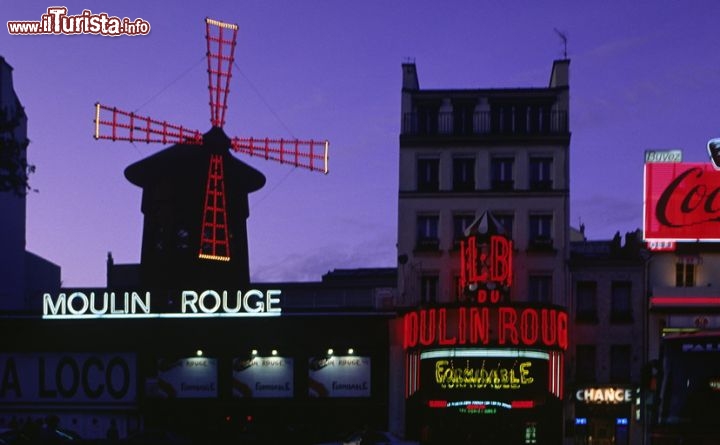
[[182, 291, 199, 313], [267, 289, 281, 313], [199, 290, 222, 313], [243, 290, 264, 313], [68, 292, 89, 315], [43, 293, 66, 315]]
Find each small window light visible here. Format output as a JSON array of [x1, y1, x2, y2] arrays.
[[348, 348, 354, 355], [271, 349, 278, 356], [196, 350, 203, 357], [327, 348, 334, 356]]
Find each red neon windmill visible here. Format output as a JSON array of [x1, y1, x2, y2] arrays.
[[94, 18, 329, 289]]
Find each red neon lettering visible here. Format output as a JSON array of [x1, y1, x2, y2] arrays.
[[541, 309, 557, 346], [470, 307, 489, 344], [499, 307, 518, 345], [404, 311, 418, 349], [458, 307, 467, 345], [557, 311, 568, 350], [438, 308, 456, 345], [520, 308, 539, 345], [420, 309, 436, 346], [490, 235, 512, 285]]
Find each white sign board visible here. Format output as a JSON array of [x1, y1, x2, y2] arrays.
[[232, 356, 293, 398], [147, 357, 217, 398], [308, 355, 371, 398]]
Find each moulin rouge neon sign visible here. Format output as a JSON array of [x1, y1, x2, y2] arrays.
[[403, 306, 568, 350], [42, 289, 282, 319], [405, 228, 568, 350]]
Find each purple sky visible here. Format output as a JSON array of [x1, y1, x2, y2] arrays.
[[3, 1, 720, 287]]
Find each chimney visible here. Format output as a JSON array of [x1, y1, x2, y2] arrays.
[[402, 61, 419, 90], [549, 59, 570, 88]]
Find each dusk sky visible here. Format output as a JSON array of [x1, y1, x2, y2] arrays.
[[3, 1, 720, 287]]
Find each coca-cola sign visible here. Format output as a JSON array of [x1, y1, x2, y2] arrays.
[[644, 162, 720, 240]]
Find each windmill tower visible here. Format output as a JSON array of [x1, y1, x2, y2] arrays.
[[94, 18, 329, 291]]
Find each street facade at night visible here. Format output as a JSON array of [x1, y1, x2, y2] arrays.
[[3, 6, 720, 445]]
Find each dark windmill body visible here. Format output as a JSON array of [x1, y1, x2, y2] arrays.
[[94, 18, 328, 292]]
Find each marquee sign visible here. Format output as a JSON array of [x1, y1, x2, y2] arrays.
[[42, 289, 282, 319], [644, 162, 720, 241], [418, 349, 561, 410]]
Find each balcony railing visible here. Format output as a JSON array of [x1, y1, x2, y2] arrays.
[[402, 110, 568, 136]]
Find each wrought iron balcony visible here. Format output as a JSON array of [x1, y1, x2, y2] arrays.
[[402, 110, 568, 136]]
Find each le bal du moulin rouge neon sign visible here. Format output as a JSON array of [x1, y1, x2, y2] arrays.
[[403, 233, 568, 351]]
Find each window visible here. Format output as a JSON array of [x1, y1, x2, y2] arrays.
[[417, 158, 439, 192], [676, 258, 697, 287], [576, 345, 596, 383], [529, 214, 553, 249], [576, 281, 598, 323], [416, 214, 439, 251], [420, 274, 439, 304], [528, 274, 552, 303], [610, 344, 632, 382], [529, 157, 553, 190], [452, 213, 475, 249], [491, 157, 514, 190], [452, 157, 475, 191], [494, 213, 514, 239], [611, 281, 633, 322]]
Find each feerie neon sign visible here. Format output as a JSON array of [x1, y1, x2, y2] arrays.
[[434, 359, 533, 390], [42, 289, 282, 319]]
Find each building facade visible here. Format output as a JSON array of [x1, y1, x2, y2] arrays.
[[568, 230, 646, 445], [0, 55, 60, 312], [391, 59, 572, 445]]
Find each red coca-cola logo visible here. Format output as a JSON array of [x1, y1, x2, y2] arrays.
[[645, 163, 720, 240]]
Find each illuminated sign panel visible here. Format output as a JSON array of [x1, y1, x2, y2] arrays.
[[146, 357, 217, 398], [460, 235, 513, 303], [42, 289, 282, 319], [0, 353, 135, 403], [575, 386, 633, 404], [419, 349, 549, 406], [232, 356, 294, 398], [308, 355, 371, 398], [644, 162, 720, 241], [403, 306, 568, 351]]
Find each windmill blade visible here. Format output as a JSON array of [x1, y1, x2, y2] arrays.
[[230, 137, 329, 174], [205, 17, 238, 128], [94, 103, 203, 145]]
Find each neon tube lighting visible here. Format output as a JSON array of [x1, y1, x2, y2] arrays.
[[420, 349, 549, 360]]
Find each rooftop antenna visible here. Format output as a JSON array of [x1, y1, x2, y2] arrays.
[[554, 28, 568, 59]]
